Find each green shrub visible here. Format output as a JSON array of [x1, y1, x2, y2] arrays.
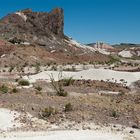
[[118, 91, 125, 96], [0, 85, 8, 94], [63, 67, 76, 72], [51, 65, 57, 71], [12, 88, 18, 93], [57, 87, 68, 97], [62, 77, 75, 86], [9, 66, 14, 73], [111, 109, 119, 118], [41, 107, 57, 118], [107, 56, 120, 64], [65, 103, 73, 112], [35, 63, 40, 73], [15, 79, 19, 82], [35, 90, 42, 95], [50, 73, 68, 97], [35, 86, 42, 91], [18, 79, 30, 86]]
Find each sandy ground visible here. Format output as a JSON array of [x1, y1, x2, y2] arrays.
[[0, 108, 139, 140], [23, 69, 140, 86], [0, 108, 21, 131], [1, 68, 140, 139], [0, 130, 132, 140]]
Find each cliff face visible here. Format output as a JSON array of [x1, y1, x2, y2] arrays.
[[0, 8, 111, 65], [0, 8, 64, 43], [47, 8, 64, 36]]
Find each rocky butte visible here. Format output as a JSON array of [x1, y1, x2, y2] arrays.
[[0, 8, 111, 65], [0, 8, 64, 46]]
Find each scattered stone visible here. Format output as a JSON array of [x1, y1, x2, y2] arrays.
[[129, 130, 134, 134]]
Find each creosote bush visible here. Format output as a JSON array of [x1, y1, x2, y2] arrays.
[[65, 103, 73, 112], [35, 90, 42, 95], [40, 106, 57, 118], [12, 88, 18, 93], [111, 109, 119, 118], [35, 86, 42, 91], [18, 79, 30, 86], [57, 86, 68, 97]]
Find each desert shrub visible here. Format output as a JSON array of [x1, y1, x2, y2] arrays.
[[111, 109, 119, 118], [12, 88, 18, 93], [51, 65, 57, 71], [23, 62, 28, 67], [107, 56, 120, 64], [63, 67, 76, 72], [41, 106, 57, 118], [65, 103, 73, 112], [15, 78, 19, 82], [57, 86, 68, 97], [18, 79, 30, 86], [35, 86, 42, 91], [50, 73, 68, 97], [63, 68, 72, 71], [0, 85, 8, 94], [35, 90, 42, 95], [35, 63, 40, 73], [120, 79, 125, 82], [61, 77, 75, 86], [9, 66, 14, 72], [118, 91, 125, 96], [46, 62, 52, 66]]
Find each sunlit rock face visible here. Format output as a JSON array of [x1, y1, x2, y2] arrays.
[[0, 8, 64, 45]]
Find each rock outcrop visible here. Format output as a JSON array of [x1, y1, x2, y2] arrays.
[[0, 8, 111, 66], [0, 40, 14, 56], [0, 8, 64, 45]]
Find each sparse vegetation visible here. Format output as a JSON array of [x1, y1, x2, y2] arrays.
[[35, 62, 41, 73], [35, 90, 42, 95], [56, 86, 68, 97], [23, 62, 28, 67], [0, 85, 9, 94], [51, 65, 57, 71], [110, 109, 119, 118], [61, 77, 75, 86], [35, 86, 42, 91], [40, 106, 57, 118], [9, 66, 14, 73], [65, 103, 73, 112], [50, 72, 68, 97], [63, 66, 76, 72], [18, 79, 30, 86], [12, 88, 18, 93], [107, 56, 120, 64]]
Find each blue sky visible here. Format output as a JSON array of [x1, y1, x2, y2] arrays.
[[0, 0, 140, 44]]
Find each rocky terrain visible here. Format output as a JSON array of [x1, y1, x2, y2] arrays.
[[0, 8, 112, 67], [0, 7, 140, 140]]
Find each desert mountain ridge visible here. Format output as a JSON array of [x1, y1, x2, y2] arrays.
[[0, 8, 112, 66]]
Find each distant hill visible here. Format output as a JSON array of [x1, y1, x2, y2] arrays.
[[113, 43, 140, 48]]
